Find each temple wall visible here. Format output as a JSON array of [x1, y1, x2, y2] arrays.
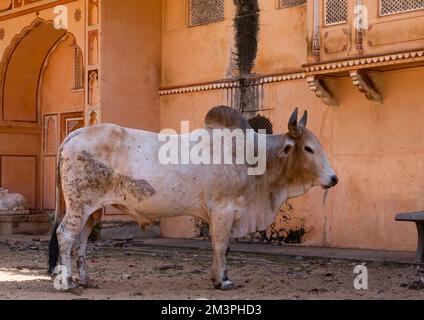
[[0, 0, 85, 210], [101, 0, 162, 132], [159, 0, 424, 251], [159, 65, 424, 251]]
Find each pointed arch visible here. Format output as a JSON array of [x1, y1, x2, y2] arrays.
[[37, 32, 85, 115], [0, 18, 70, 124]]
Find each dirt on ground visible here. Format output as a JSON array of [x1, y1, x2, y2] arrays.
[[0, 238, 424, 300]]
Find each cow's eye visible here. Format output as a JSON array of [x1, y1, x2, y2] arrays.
[[283, 145, 292, 154], [304, 146, 314, 154]]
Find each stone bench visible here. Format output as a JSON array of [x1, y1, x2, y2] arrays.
[[0, 211, 52, 235], [0, 210, 30, 216], [396, 212, 424, 264]]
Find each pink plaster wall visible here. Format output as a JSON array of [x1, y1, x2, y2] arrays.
[[101, 0, 162, 132]]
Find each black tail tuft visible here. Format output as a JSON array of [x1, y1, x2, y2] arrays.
[[48, 223, 60, 276]]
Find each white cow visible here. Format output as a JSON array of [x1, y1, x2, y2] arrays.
[[48, 106, 338, 291], [0, 188, 26, 211]]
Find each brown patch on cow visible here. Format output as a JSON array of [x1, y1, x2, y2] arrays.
[[116, 176, 156, 200], [110, 126, 128, 140], [77, 151, 155, 198], [96, 143, 114, 160], [60, 151, 155, 216], [83, 125, 106, 138], [76, 151, 114, 192], [93, 127, 129, 160]]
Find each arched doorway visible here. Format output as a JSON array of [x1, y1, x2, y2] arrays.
[[0, 18, 84, 212]]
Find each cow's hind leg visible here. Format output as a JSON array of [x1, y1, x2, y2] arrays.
[[75, 211, 101, 288], [56, 209, 88, 291], [210, 212, 235, 290]]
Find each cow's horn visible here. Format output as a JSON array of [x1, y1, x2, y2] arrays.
[[288, 108, 302, 138], [299, 110, 308, 128]]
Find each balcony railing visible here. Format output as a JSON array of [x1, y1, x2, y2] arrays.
[[309, 0, 424, 64], [0, 0, 62, 18], [305, 0, 424, 107]]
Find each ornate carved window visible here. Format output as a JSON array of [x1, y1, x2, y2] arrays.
[[189, 0, 225, 27], [380, 0, 424, 16], [324, 0, 348, 25], [278, 0, 306, 9]]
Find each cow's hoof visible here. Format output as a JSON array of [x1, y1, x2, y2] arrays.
[[67, 287, 84, 296], [214, 280, 235, 291], [79, 280, 99, 289], [221, 280, 235, 291]]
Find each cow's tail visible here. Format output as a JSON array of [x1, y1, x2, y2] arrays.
[[48, 145, 63, 276], [48, 127, 85, 277], [48, 223, 60, 276]]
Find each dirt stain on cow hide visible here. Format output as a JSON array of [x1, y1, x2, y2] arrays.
[[61, 151, 155, 214]]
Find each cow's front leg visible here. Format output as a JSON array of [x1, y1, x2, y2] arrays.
[[210, 212, 235, 290]]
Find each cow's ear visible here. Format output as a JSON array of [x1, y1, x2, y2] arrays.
[[277, 139, 295, 159]]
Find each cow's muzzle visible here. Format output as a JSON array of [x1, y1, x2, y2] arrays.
[[323, 175, 339, 189]]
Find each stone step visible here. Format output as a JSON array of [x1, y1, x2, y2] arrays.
[[0, 211, 52, 236]]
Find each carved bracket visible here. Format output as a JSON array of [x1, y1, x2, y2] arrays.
[[306, 76, 338, 107], [350, 70, 382, 104]]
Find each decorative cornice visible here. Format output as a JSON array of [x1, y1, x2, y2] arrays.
[[159, 72, 306, 96], [159, 80, 240, 96], [159, 49, 424, 97], [305, 49, 424, 74], [250, 72, 306, 85]]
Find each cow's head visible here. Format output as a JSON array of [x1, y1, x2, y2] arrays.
[[278, 108, 338, 191]]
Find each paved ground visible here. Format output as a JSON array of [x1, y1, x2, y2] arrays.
[[0, 236, 423, 300]]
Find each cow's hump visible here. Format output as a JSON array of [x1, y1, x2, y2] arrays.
[[205, 106, 251, 131]]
